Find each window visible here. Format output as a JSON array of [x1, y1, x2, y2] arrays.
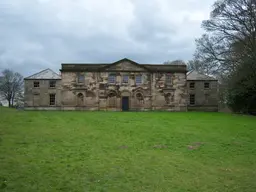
[[77, 93, 84, 106], [108, 91, 116, 107], [204, 82, 210, 89], [190, 94, 195, 105], [122, 75, 129, 83], [49, 94, 56, 106], [108, 75, 116, 83], [77, 73, 84, 83], [190, 82, 195, 89], [165, 73, 172, 84], [135, 75, 142, 84], [34, 81, 40, 88], [49, 81, 56, 88]]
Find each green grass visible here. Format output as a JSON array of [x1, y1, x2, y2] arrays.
[[1, 107, 256, 192]]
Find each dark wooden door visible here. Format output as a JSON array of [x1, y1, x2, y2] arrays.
[[122, 97, 129, 111]]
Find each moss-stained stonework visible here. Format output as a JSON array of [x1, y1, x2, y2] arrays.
[[25, 59, 219, 111], [59, 67, 187, 111]]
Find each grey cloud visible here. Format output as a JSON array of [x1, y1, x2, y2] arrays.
[[0, 0, 215, 77]]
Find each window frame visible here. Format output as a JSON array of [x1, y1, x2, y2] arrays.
[[33, 81, 40, 88], [122, 75, 129, 83], [189, 94, 195, 105], [189, 82, 195, 89], [135, 75, 142, 85], [165, 73, 172, 84], [49, 80, 56, 88], [204, 82, 210, 89], [77, 73, 85, 84], [108, 74, 116, 84], [49, 94, 56, 106]]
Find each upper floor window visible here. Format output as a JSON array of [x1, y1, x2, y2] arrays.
[[135, 75, 142, 84], [108, 75, 116, 83], [49, 94, 56, 106], [49, 80, 56, 88], [204, 82, 210, 89], [122, 75, 129, 83], [165, 73, 172, 84], [77, 73, 84, 83], [34, 81, 40, 88], [190, 82, 195, 89]]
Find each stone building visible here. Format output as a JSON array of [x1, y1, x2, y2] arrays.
[[24, 58, 219, 111], [187, 71, 218, 111]]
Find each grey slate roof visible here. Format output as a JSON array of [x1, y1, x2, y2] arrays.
[[24, 68, 61, 80], [61, 58, 187, 72], [187, 70, 217, 81]]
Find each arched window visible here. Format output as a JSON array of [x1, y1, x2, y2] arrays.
[[136, 93, 143, 100], [108, 91, 117, 108], [77, 93, 84, 106], [135, 92, 144, 105]]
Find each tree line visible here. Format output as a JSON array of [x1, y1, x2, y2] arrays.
[[167, 0, 256, 115], [0, 70, 24, 107]]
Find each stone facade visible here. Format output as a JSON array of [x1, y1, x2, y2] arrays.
[[187, 71, 219, 112], [24, 58, 218, 112], [24, 79, 62, 109]]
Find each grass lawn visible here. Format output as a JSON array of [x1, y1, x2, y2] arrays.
[[1, 107, 256, 192]]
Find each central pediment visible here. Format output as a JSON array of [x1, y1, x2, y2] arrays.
[[101, 58, 150, 72]]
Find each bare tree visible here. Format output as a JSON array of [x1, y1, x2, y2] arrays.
[[194, 0, 256, 75], [0, 69, 24, 107], [192, 0, 256, 113], [163, 60, 186, 65]]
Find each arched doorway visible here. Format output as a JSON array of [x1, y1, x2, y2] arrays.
[[77, 93, 84, 107]]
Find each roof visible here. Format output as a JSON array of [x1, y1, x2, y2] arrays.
[[187, 70, 217, 81], [24, 68, 61, 80], [61, 58, 187, 73]]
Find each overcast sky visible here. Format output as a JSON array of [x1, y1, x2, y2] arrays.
[[0, 0, 215, 77]]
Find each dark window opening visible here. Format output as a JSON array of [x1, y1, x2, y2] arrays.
[[49, 94, 56, 106], [204, 82, 210, 89], [190, 94, 195, 105], [34, 81, 40, 88], [49, 81, 56, 88], [190, 82, 195, 89]]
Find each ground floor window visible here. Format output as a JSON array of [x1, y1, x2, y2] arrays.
[[108, 92, 117, 107], [49, 94, 56, 106], [190, 94, 195, 105]]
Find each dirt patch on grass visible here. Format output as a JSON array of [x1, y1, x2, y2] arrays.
[[153, 144, 168, 149], [187, 142, 205, 150]]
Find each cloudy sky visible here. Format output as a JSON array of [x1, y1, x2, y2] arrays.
[[0, 0, 215, 77]]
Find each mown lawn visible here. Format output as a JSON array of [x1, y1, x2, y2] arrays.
[[0, 107, 256, 192]]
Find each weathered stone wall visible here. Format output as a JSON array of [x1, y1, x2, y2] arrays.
[[24, 80, 61, 107], [187, 80, 219, 111], [151, 72, 187, 111], [60, 71, 153, 111], [60, 70, 187, 111]]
